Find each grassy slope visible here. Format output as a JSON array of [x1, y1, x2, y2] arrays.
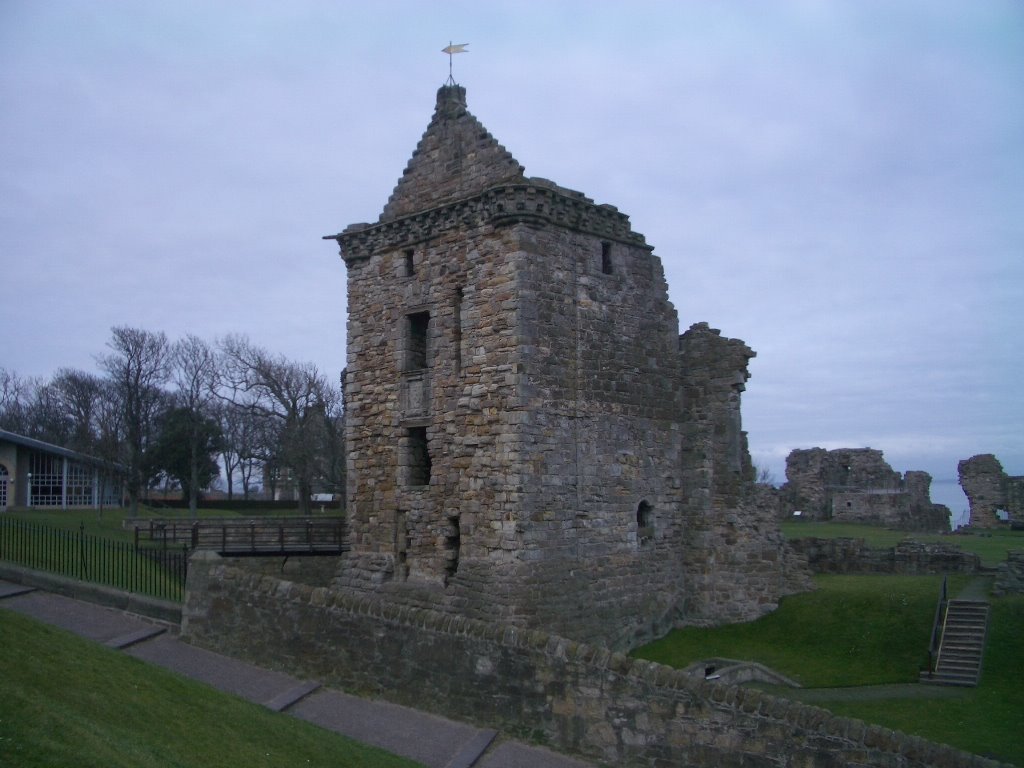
[[824, 594, 1024, 766], [632, 575, 1023, 766], [635, 575, 966, 687], [0, 610, 422, 768]]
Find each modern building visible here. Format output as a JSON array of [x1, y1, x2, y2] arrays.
[[0, 429, 122, 510]]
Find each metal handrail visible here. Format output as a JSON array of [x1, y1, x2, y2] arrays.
[[925, 575, 948, 677]]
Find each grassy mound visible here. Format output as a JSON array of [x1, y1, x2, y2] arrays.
[[0, 611, 422, 768]]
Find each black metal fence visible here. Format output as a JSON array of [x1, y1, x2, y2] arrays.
[[0, 517, 188, 602]]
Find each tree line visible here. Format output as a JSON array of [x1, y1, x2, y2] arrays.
[[0, 326, 343, 516]]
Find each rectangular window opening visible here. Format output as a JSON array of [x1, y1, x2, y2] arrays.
[[404, 249, 415, 277], [407, 426, 431, 486], [406, 311, 430, 371]]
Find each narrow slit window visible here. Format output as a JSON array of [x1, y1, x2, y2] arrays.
[[601, 242, 613, 275], [404, 249, 415, 277], [453, 287, 463, 372]]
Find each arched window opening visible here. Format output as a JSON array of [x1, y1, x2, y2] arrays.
[[636, 500, 653, 544]]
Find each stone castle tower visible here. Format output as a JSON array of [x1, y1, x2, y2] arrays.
[[326, 85, 807, 649]]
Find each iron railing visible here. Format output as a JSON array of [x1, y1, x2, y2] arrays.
[[925, 575, 949, 677], [0, 517, 187, 602]]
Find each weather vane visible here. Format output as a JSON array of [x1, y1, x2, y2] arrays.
[[441, 42, 468, 85]]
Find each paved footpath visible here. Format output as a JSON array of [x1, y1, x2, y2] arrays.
[[0, 580, 594, 768]]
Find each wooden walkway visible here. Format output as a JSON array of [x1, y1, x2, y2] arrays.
[[127, 517, 347, 556]]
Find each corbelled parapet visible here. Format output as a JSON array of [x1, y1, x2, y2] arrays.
[[328, 181, 650, 263]]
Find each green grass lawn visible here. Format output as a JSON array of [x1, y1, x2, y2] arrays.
[[635, 575, 965, 687], [824, 594, 1024, 766], [0, 610, 423, 768], [781, 519, 1024, 567], [631, 575, 1024, 766]]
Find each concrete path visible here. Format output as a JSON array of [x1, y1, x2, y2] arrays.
[[0, 580, 593, 768]]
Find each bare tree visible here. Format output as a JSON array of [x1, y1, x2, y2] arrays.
[[219, 335, 340, 515], [0, 368, 34, 434], [170, 335, 221, 516], [98, 326, 171, 515], [213, 399, 265, 500], [49, 368, 106, 454]]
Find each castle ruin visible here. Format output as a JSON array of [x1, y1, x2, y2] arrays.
[[778, 447, 950, 531], [958, 453, 1023, 528], [324, 85, 807, 650]]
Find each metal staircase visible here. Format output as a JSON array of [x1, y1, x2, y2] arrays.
[[922, 599, 990, 687]]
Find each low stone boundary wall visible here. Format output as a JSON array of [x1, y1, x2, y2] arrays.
[[993, 551, 1024, 596], [182, 552, 1006, 768], [788, 538, 983, 575]]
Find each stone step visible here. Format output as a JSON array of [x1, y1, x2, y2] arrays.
[[927, 600, 990, 687]]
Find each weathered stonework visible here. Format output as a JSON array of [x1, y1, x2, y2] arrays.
[[325, 85, 808, 649], [788, 537, 983, 575], [779, 448, 950, 531], [958, 454, 1023, 528], [182, 557, 1009, 768], [993, 551, 1024, 596]]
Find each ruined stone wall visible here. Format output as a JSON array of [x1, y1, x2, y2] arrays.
[[993, 551, 1024, 596], [959, 454, 1024, 528], [336, 174, 691, 649], [780, 448, 949, 531], [183, 555, 1005, 768], [781, 448, 901, 519], [787, 538, 982, 575], [678, 324, 812, 625]]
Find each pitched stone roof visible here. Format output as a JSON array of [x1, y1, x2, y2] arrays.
[[378, 84, 525, 222]]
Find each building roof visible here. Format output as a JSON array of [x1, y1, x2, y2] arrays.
[[0, 428, 124, 471], [378, 84, 526, 222]]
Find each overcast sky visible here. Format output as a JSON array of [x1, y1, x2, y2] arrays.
[[2, 1, 1021, 520]]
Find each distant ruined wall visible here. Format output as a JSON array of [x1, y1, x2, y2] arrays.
[[958, 454, 1024, 528], [183, 554, 1005, 768], [780, 448, 949, 531], [787, 538, 982, 575]]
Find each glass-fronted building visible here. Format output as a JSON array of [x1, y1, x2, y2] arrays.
[[0, 429, 122, 510]]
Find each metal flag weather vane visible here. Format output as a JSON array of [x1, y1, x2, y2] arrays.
[[442, 42, 468, 84]]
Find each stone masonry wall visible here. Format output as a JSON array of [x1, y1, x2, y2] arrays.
[[787, 538, 983, 575], [781, 448, 950, 531], [328, 83, 810, 651], [959, 454, 1024, 528], [182, 554, 1006, 768], [678, 323, 813, 625], [993, 551, 1024, 596]]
